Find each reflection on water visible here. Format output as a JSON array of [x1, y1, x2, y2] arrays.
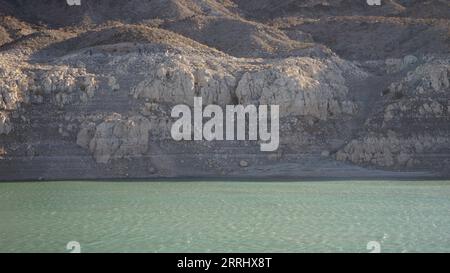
[[0, 181, 449, 253]]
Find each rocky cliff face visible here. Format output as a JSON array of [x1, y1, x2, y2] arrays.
[[337, 56, 450, 170], [0, 0, 449, 180]]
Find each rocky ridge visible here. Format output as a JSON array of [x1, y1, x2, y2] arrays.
[[0, 0, 449, 180]]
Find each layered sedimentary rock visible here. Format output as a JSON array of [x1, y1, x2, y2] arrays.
[[0, 0, 449, 179], [78, 115, 152, 164], [130, 54, 236, 106], [235, 57, 365, 119], [336, 57, 450, 171]]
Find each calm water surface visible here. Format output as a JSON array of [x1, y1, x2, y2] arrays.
[[0, 181, 449, 253]]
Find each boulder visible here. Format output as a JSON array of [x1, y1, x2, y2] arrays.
[[239, 160, 249, 168], [84, 115, 152, 164]]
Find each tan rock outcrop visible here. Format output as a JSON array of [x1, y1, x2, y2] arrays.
[[1, 59, 98, 109], [382, 58, 450, 124], [388, 58, 450, 96], [79, 115, 152, 164], [131, 53, 235, 106], [0, 63, 28, 111], [236, 57, 365, 119], [130, 53, 365, 121], [28, 66, 98, 107]]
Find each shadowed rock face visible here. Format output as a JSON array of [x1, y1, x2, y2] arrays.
[[0, 0, 449, 180], [274, 16, 450, 61], [234, 0, 450, 20], [0, 0, 238, 26]]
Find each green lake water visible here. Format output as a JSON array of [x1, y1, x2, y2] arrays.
[[0, 181, 449, 253]]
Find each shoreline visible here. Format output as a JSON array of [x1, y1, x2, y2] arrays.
[[2, 174, 449, 183], [2, 154, 448, 182]]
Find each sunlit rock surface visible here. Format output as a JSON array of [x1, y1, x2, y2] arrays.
[[0, 0, 449, 179]]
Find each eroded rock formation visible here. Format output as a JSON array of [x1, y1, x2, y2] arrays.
[[0, 0, 449, 179]]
